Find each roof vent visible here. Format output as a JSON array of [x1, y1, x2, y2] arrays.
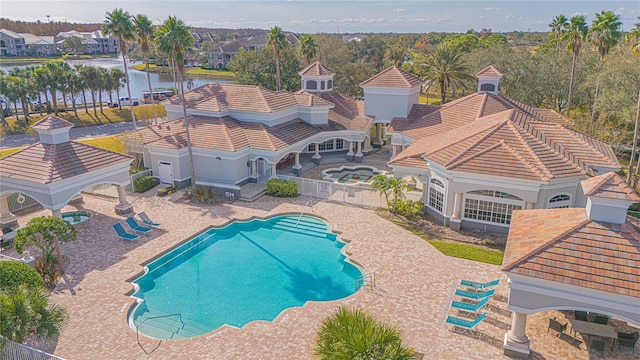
[[476, 65, 503, 95]]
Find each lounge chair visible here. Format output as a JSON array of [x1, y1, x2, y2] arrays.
[[445, 313, 487, 338], [125, 217, 152, 235], [112, 223, 138, 242], [618, 331, 639, 353], [548, 317, 568, 336], [460, 279, 499, 292], [451, 297, 490, 316], [454, 289, 495, 301], [138, 212, 161, 228]]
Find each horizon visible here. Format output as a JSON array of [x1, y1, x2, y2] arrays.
[[1, 1, 638, 34]]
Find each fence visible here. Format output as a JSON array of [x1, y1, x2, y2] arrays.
[[0, 337, 65, 360], [130, 169, 152, 192]]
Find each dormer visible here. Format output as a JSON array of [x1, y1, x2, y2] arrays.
[[299, 61, 335, 93], [580, 172, 640, 224], [31, 115, 74, 144], [476, 65, 503, 95]]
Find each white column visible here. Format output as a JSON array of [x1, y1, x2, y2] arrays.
[[364, 137, 372, 152], [347, 141, 354, 156], [503, 312, 531, 358], [356, 141, 363, 156], [376, 124, 383, 144], [270, 163, 277, 179], [114, 185, 133, 214], [52, 208, 62, 219], [251, 160, 257, 176], [452, 192, 463, 219], [391, 145, 397, 158], [525, 202, 535, 210], [313, 143, 321, 159], [293, 153, 301, 169], [381, 124, 386, 141], [0, 193, 17, 226]]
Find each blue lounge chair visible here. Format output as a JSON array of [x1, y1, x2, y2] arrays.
[[125, 217, 151, 235], [455, 289, 495, 300], [451, 297, 490, 316], [460, 279, 499, 292], [112, 223, 138, 242], [138, 212, 160, 228], [445, 313, 487, 338]]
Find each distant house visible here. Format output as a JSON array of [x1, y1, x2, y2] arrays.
[[18, 33, 57, 57], [55, 30, 118, 54], [205, 31, 299, 69], [0, 29, 27, 56]]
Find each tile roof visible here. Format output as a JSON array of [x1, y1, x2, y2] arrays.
[[503, 208, 640, 298], [31, 115, 74, 130], [0, 142, 133, 184], [134, 116, 322, 151], [294, 92, 334, 108], [387, 93, 619, 180], [476, 65, 504, 77], [360, 66, 423, 88], [309, 90, 373, 132], [581, 172, 640, 201], [161, 84, 300, 113], [298, 61, 336, 76]]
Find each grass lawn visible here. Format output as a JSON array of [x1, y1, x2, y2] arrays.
[[132, 63, 235, 80], [2, 104, 166, 136], [1, 135, 125, 158]]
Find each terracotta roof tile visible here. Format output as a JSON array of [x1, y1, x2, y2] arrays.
[[360, 66, 423, 88], [581, 172, 640, 202], [503, 209, 640, 297], [294, 92, 334, 107], [0, 142, 133, 184], [309, 91, 373, 132], [298, 61, 336, 76], [31, 115, 74, 130], [476, 65, 504, 77]]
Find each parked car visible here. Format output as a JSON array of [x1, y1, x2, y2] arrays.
[[108, 96, 141, 108]]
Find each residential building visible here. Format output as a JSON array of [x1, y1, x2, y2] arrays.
[[55, 30, 118, 54], [0, 29, 26, 56], [18, 33, 57, 56]]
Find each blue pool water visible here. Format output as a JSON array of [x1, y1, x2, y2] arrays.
[[130, 215, 362, 340]]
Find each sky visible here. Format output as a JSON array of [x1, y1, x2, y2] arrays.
[[1, 1, 639, 33]]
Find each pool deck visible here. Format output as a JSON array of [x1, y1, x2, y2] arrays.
[[4, 193, 638, 359]]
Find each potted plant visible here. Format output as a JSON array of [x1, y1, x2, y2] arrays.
[[182, 187, 192, 200]]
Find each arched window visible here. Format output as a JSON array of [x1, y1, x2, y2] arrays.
[[428, 178, 445, 213], [328, 80, 333, 89], [480, 83, 496, 92], [321, 81, 325, 90], [548, 194, 571, 209], [463, 190, 523, 225], [306, 80, 317, 90]]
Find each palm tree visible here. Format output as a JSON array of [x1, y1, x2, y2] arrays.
[[44, 61, 65, 115], [629, 18, 640, 56], [109, 67, 126, 104], [315, 307, 416, 360], [97, 67, 110, 114], [7, 68, 31, 123], [298, 34, 318, 65], [74, 64, 91, 114], [266, 26, 288, 91], [65, 69, 81, 117], [627, 19, 640, 186], [155, 16, 196, 184], [561, 15, 588, 116], [33, 66, 51, 113], [589, 10, 623, 62], [104, 8, 137, 129], [3, 76, 23, 122], [0, 285, 66, 344], [134, 14, 158, 123], [549, 14, 569, 56], [421, 43, 473, 104]]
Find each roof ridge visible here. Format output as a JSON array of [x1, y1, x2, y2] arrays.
[[475, 93, 488, 118], [219, 118, 236, 151], [444, 120, 506, 167], [522, 122, 590, 176], [562, 126, 621, 168], [502, 216, 593, 272], [585, 172, 617, 196], [446, 138, 505, 169], [508, 120, 555, 180], [499, 137, 551, 181], [257, 122, 277, 150]]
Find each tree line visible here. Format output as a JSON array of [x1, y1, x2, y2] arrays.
[[0, 18, 102, 36]]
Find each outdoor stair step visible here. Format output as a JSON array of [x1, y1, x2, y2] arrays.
[[146, 232, 218, 274], [270, 224, 332, 239], [274, 217, 327, 231]]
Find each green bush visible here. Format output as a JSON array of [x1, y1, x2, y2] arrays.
[[157, 185, 178, 197], [129, 165, 148, 175], [0, 261, 44, 290], [266, 179, 298, 197], [191, 185, 217, 204], [134, 176, 159, 193], [392, 199, 424, 217]]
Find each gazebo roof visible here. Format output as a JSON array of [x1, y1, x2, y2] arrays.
[[0, 142, 133, 184]]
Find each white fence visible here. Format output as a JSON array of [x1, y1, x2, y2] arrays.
[[130, 169, 152, 192], [1, 337, 66, 360]]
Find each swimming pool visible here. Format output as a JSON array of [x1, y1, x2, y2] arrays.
[[129, 215, 362, 340], [62, 211, 90, 225], [322, 165, 385, 184]]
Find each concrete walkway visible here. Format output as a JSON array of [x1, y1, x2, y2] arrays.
[[1, 120, 144, 149]]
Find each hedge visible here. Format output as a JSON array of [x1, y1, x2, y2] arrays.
[[135, 176, 160, 193], [266, 178, 298, 197], [0, 261, 44, 290]]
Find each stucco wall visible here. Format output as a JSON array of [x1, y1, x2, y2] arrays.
[[193, 154, 250, 185], [364, 92, 415, 122]]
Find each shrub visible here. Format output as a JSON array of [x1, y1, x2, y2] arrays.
[[134, 176, 159, 193], [392, 200, 424, 218], [157, 185, 178, 197], [0, 261, 44, 290], [129, 165, 148, 175], [191, 185, 217, 204], [266, 178, 298, 197]]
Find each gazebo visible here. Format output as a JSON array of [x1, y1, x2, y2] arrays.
[[0, 115, 134, 227], [501, 172, 640, 358]]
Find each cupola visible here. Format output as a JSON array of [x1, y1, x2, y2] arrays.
[[476, 65, 503, 95], [31, 115, 74, 144], [580, 172, 640, 224], [299, 61, 335, 93]]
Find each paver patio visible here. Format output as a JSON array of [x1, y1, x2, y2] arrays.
[[3, 193, 638, 359]]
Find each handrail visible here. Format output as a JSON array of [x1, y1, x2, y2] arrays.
[[295, 200, 312, 227], [136, 313, 183, 353], [355, 271, 376, 291]]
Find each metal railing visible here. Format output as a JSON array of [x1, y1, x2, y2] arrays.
[[0, 336, 66, 360], [295, 200, 312, 227], [135, 313, 183, 353], [355, 271, 376, 291]]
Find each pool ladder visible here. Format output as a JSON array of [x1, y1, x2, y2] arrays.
[[295, 200, 312, 227], [136, 313, 183, 354], [355, 271, 376, 291]]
